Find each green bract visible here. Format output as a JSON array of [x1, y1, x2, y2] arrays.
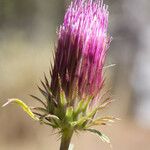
[[3, 76, 118, 145]]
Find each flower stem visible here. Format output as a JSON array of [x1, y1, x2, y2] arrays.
[[60, 130, 73, 150]]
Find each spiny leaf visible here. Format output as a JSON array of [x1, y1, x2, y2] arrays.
[[38, 86, 48, 100], [44, 73, 50, 89], [86, 98, 115, 120], [50, 97, 58, 106], [74, 99, 84, 115], [42, 120, 57, 128], [38, 86, 57, 107], [37, 113, 60, 127], [32, 112, 43, 117], [86, 116, 120, 127], [2, 99, 39, 121], [45, 114, 60, 120], [41, 80, 49, 93], [60, 89, 67, 106], [30, 95, 47, 108], [49, 66, 53, 78], [82, 96, 93, 113], [58, 75, 67, 106], [86, 128, 110, 144], [39, 75, 58, 107], [98, 88, 112, 103], [87, 107, 98, 118], [66, 107, 73, 122], [71, 116, 92, 127], [30, 107, 48, 113], [98, 99, 115, 110], [40, 78, 52, 98], [98, 116, 120, 122]]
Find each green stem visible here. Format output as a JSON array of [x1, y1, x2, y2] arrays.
[[60, 130, 73, 150]]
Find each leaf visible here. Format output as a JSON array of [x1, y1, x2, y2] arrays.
[[40, 77, 52, 98], [86, 98, 115, 120], [41, 80, 49, 94], [74, 99, 84, 115], [37, 113, 60, 126], [98, 116, 120, 122], [66, 107, 73, 121], [42, 120, 57, 128], [98, 99, 115, 110], [2, 99, 39, 121], [30, 95, 47, 108], [30, 107, 48, 113], [86, 128, 110, 144], [38, 75, 58, 107], [82, 96, 93, 113], [71, 116, 92, 127], [44, 73, 50, 89], [38, 86, 49, 100], [60, 89, 67, 106], [86, 116, 120, 128], [58, 75, 67, 106], [45, 114, 60, 120]]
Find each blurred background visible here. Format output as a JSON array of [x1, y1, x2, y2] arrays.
[[0, 0, 150, 149]]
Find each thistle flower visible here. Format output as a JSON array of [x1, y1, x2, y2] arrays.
[[3, 0, 117, 150], [51, 0, 110, 101]]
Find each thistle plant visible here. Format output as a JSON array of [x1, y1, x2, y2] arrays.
[[3, 0, 118, 150]]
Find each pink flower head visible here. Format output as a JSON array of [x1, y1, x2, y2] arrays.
[[51, 0, 111, 101], [3, 1, 115, 147]]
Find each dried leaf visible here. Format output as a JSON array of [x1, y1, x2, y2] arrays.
[[86, 128, 110, 144]]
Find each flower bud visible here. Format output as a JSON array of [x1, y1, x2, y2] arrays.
[[51, 0, 111, 102]]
